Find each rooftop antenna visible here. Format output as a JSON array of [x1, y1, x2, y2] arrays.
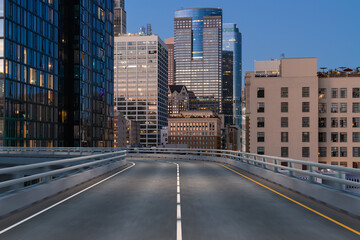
[[147, 24, 152, 35], [320, 67, 327, 73], [280, 53, 285, 59]]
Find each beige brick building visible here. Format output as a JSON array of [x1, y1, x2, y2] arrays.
[[168, 111, 221, 149], [245, 58, 360, 168]]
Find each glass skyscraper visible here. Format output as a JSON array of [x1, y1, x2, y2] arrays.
[[114, 0, 126, 35], [174, 8, 223, 114], [222, 23, 242, 126], [222, 51, 234, 125], [0, 0, 114, 147]]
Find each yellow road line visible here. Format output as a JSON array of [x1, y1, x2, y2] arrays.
[[216, 163, 360, 236]]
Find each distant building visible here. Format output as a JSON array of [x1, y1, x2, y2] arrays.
[[222, 51, 234, 125], [114, 34, 168, 147], [114, 112, 126, 148], [225, 125, 240, 151], [168, 85, 190, 116], [160, 126, 168, 146], [174, 8, 223, 114], [168, 111, 221, 149], [165, 37, 175, 85], [114, 0, 126, 35], [245, 57, 360, 168], [126, 120, 141, 147]]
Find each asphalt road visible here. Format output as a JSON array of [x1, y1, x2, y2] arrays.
[[0, 159, 359, 240]]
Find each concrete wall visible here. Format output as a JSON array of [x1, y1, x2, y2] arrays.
[[126, 153, 360, 217]]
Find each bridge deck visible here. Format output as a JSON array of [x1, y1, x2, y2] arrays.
[[0, 159, 359, 240]]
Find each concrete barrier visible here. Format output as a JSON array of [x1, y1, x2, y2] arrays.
[[127, 153, 360, 217], [0, 159, 127, 217]]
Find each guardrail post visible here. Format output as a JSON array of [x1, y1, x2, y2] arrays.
[[253, 155, 257, 166], [273, 159, 279, 172], [288, 162, 294, 177], [246, 154, 250, 164], [308, 166, 316, 183], [335, 171, 346, 191], [262, 157, 267, 169]]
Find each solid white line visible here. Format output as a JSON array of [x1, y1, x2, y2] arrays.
[[0, 162, 136, 235], [170, 162, 182, 240]]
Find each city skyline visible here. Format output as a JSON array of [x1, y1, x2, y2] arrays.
[[126, 0, 360, 81]]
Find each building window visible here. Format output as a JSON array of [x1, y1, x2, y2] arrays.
[[257, 102, 264, 113], [340, 132, 347, 142], [353, 88, 360, 98], [281, 132, 288, 142], [331, 103, 338, 113], [331, 147, 339, 157], [302, 87, 310, 97], [319, 147, 327, 157], [353, 118, 360, 127], [353, 132, 360, 142], [302, 102, 310, 112], [353, 103, 360, 113], [281, 117, 288, 128], [340, 147, 347, 157], [257, 147, 265, 155], [302, 132, 310, 142], [319, 118, 326, 128], [302, 147, 310, 158], [257, 132, 265, 142], [281, 102, 288, 113], [319, 132, 327, 142], [331, 88, 338, 98], [257, 88, 265, 98], [340, 103, 347, 113], [319, 88, 326, 99], [340, 117, 347, 128], [281, 87, 288, 98], [281, 147, 288, 158], [331, 132, 338, 142], [302, 117, 310, 127], [319, 103, 326, 113], [331, 117, 338, 128], [340, 88, 347, 98], [353, 147, 360, 157], [257, 117, 265, 127]]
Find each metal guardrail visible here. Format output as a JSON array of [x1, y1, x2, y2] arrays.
[[127, 148, 360, 193], [0, 149, 127, 195], [0, 147, 123, 155]]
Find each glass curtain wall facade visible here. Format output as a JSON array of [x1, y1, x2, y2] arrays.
[[60, 0, 114, 147], [114, 35, 168, 147], [174, 8, 222, 114], [1, 0, 61, 147], [114, 0, 126, 36], [222, 51, 233, 125], [223, 23, 242, 126]]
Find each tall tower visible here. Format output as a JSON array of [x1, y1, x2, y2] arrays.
[[114, 0, 126, 35], [165, 37, 175, 85], [174, 8, 223, 114], [223, 23, 242, 127]]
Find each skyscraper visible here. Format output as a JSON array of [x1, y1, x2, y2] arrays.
[[60, 0, 114, 147], [165, 37, 175, 85], [114, 34, 168, 147], [174, 8, 223, 114], [222, 51, 234, 125], [114, 0, 126, 35], [223, 23, 242, 127]]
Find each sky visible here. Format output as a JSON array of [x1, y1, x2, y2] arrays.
[[126, 0, 360, 78]]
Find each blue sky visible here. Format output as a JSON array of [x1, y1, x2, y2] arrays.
[[126, 0, 360, 77]]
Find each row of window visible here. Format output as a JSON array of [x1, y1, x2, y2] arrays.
[[257, 132, 311, 142], [257, 87, 360, 99], [319, 147, 360, 157], [257, 102, 310, 113], [319, 132, 360, 142], [318, 102, 360, 113], [319, 117, 360, 128]]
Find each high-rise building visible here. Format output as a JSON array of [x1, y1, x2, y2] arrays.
[[174, 8, 223, 114], [222, 51, 234, 125], [223, 23, 242, 126], [245, 58, 360, 168], [60, 0, 114, 147], [114, 0, 126, 35], [168, 85, 190, 116], [165, 37, 175, 85], [114, 34, 168, 147]]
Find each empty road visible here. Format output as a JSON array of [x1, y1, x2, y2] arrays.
[[0, 159, 359, 240]]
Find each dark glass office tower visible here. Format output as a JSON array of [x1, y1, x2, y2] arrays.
[[223, 23, 242, 126], [0, 0, 61, 147], [222, 51, 233, 126], [174, 8, 222, 114], [114, 0, 126, 35], [60, 0, 114, 147]]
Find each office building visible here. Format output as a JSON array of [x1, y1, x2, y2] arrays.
[[114, 34, 168, 147], [245, 58, 360, 168], [114, 112, 126, 147], [126, 119, 140, 146], [222, 51, 234, 125], [114, 0, 126, 35], [168, 85, 190, 116], [174, 8, 223, 114], [168, 110, 221, 149], [165, 37, 175, 85], [223, 23, 242, 126]]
